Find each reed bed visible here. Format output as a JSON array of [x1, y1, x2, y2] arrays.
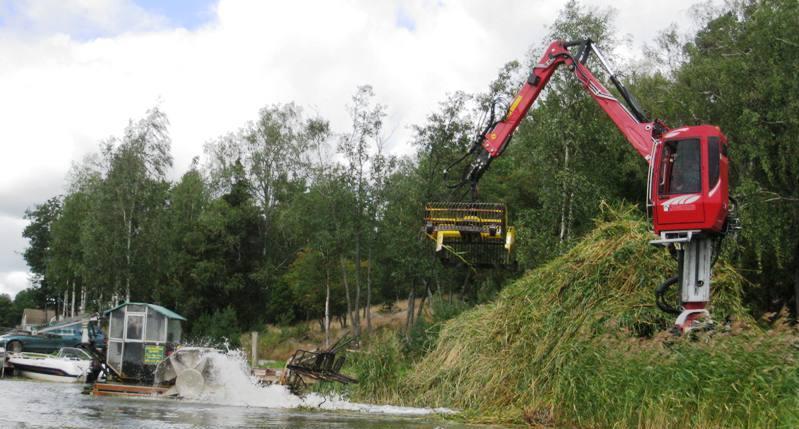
[[346, 205, 799, 427]]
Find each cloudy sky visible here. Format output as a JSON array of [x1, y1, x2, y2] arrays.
[[0, 0, 707, 298]]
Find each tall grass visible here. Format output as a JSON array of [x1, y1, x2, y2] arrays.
[[350, 204, 799, 427], [341, 330, 410, 403]]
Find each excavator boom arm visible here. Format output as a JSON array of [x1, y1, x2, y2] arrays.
[[467, 39, 665, 186], [432, 38, 732, 335]]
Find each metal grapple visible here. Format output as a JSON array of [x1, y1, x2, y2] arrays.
[[423, 202, 515, 268]]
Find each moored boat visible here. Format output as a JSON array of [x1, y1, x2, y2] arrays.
[[8, 347, 93, 383]]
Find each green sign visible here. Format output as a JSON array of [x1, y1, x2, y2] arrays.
[[144, 345, 165, 365]]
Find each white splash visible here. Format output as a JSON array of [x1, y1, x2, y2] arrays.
[[184, 348, 453, 416]]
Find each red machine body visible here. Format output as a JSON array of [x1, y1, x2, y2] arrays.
[[457, 38, 734, 333], [473, 39, 730, 239], [651, 126, 730, 235]]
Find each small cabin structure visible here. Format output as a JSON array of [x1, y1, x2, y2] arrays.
[[104, 302, 185, 382], [20, 309, 49, 331]]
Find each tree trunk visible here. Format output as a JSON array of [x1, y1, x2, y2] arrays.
[[566, 189, 575, 242], [365, 246, 372, 334], [406, 285, 416, 335], [325, 266, 331, 348], [795, 250, 799, 321], [427, 285, 435, 318], [71, 281, 76, 318], [340, 258, 354, 332], [113, 278, 119, 306], [353, 232, 362, 338], [460, 270, 471, 301], [125, 209, 133, 302], [559, 142, 570, 245], [417, 280, 429, 320]]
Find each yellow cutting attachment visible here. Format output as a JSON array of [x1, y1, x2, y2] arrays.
[[424, 202, 515, 268]]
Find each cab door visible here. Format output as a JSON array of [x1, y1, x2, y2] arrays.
[[654, 138, 706, 227]]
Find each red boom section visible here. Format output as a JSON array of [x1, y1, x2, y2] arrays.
[[570, 61, 657, 159], [481, 40, 661, 164]]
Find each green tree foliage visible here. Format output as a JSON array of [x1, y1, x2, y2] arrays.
[[22, 197, 61, 310], [7, 288, 47, 328], [190, 306, 241, 347], [337, 85, 387, 337], [636, 0, 799, 314], [73, 108, 173, 305], [158, 163, 208, 309], [184, 162, 265, 330], [18, 0, 799, 344], [278, 163, 353, 337], [691, 1, 799, 315], [22, 197, 61, 278], [47, 191, 90, 311], [0, 294, 16, 328], [482, 1, 648, 267]]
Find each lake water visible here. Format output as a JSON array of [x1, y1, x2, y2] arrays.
[[0, 351, 493, 429], [0, 378, 492, 428]]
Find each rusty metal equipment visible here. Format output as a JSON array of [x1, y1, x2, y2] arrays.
[[424, 202, 515, 268], [281, 336, 357, 395]]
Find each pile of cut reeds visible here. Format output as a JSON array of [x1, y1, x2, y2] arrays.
[[399, 204, 799, 427]]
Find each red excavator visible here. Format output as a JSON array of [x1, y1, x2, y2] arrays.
[[424, 39, 738, 334]]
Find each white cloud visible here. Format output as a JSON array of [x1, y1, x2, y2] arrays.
[[0, 0, 704, 293], [0, 271, 31, 299], [0, 215, 29, 271], [0, 0, 167, 38]]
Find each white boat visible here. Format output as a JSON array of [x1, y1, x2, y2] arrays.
[[8, 347, 93, 383]]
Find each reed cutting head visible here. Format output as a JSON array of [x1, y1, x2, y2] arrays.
[[423, 202, 515, 268]]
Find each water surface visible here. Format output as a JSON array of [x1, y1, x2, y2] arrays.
[[0, 378, 487, 429]]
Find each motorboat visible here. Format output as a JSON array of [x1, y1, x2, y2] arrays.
[[8, 347, 94, 383]]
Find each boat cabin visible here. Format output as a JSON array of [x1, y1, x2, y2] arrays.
[[104, 302, 185, 382]]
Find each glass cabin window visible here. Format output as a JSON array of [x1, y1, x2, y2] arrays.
[[108, 341, 123, 370], [660, 139, 701, 195], [145, 310, 165, 342], [708, 137, 720, 189], [110, 310, 124, 339], [167, 320, 182, 343], [126, 314, 144, 341]]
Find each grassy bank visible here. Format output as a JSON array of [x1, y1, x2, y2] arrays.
[[240, 298, 424, 362], [332, 205, 799, 427]]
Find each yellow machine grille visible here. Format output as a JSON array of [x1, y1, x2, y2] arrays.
[[423, 202, 515, 268]]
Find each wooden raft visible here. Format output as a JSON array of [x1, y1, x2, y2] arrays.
[[91, 382, 169, 397]]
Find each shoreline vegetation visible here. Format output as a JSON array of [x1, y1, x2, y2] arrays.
[[7, 1, 798, 427], [268, 207, 799, 427]]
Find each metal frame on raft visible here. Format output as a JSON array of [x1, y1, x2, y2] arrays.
[[281, 336, 357, 395], [424, 202, 516, 268]]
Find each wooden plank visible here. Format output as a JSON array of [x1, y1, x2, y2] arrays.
[[92, 383, 168, 396], [94, 390, 160, 397]]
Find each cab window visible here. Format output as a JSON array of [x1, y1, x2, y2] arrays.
[[660, 139, 701, 195], [708, 136, 720, 189]]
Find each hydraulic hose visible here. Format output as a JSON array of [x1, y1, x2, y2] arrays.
[[655, 275, 681, 315]]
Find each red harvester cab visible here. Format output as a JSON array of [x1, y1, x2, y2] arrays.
[[651, 125, 729, 236]]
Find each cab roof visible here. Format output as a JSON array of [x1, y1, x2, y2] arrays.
[[103, 302, 186, 321]]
